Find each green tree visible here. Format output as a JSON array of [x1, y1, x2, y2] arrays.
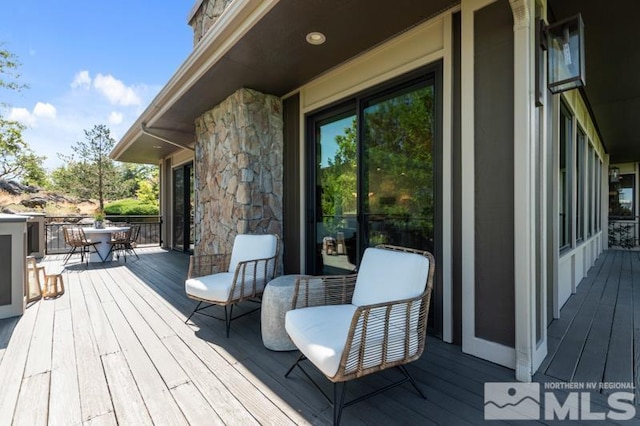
[[54, 124, 119, 210], [119, 163, 158, 200], [0, 46, 26, 92], [135, 166, 159, 204], [52, 150, 160, 207], [0, 46, 47, 186]]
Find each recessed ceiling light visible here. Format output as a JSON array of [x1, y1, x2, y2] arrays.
[[306, 32, 326, 45], [152, 145, 162, 149]]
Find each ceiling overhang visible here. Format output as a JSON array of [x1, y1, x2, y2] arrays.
[[111, 0, 460, 164], [548, 1, 640, 163]]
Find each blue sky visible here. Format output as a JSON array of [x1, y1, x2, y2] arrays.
[[0, 1, 194, 170]]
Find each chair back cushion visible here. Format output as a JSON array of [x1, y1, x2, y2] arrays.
[[352, 247, 429, 306], [228, 234, 277, 275]]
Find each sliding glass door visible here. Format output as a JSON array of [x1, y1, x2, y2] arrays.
[[307, 68, 439, 275], [173, 162, 194, 252]]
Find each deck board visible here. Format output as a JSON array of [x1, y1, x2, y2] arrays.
[[102, 351, 154, 426], [2, 247, 639, 424], [67, 266, 115, 422], [544, 251, 619, 381], [0, 316, 19, 365], [0, 298, 39, 421], [604, 251, 635, 386], [13, 372, 50, 426], [100, 298, 189, 426], [50, 308, 82, 425], [540, 249, 640, 400], [633, 251, 640, 403]]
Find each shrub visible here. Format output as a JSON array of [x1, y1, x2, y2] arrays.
[[104, 198, 159, 216]]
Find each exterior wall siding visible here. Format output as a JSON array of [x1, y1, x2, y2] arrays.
[[473, 0, 515, 347]]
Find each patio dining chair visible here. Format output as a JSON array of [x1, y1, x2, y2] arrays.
[[106, 224, 140, 262], [284, 245, 435, 425], [106, 227, 131, 261], [125, 224, 140, 260], [63, 226, 103, 265], [184, 234, 279, 337]]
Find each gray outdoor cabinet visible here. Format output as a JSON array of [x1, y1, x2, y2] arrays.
[[0, 214, 27, 319]]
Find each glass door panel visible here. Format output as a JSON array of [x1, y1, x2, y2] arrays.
[[188, 163, 194, 252], [362, 83, 435, 253], [173, 167, 185, 251], [173, 162, 193, 253], [314, 112, 358, 275]]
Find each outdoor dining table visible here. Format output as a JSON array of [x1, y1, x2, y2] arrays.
[[83, 226, 130, 262]]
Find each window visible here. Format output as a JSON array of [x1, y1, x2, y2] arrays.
[[596, 159, 602, 231], [587, 145, 594, 237], [610, 174, 635, 219], [559, 104, 572, 250], [576, 130, 585, 242]]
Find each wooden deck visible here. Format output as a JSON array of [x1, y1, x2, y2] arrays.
[[537, 249, 640, 401], [0, 248, 637, 424]]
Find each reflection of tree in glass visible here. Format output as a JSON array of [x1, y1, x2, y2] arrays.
[[320, 119, 357, 233], [364, 87, 434, 239], [319, 85, 435, 248]]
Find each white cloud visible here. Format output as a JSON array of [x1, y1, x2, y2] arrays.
[[108, 111, 123, 125], [93, 73, 141, 106], [71, 70, 92, 89], [8, 107, 36, 126], [7, 102, 57, 127], [33, 102, 57, 119], [14, 72, 162, 170]]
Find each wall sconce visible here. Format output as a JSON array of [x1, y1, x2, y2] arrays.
[[609, 166, 620, 183], [543, 14, 586, 94]]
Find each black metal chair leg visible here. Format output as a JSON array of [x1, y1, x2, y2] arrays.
[[399, 365, 426, 399], [285, 353, 306, 378], [185, 301, 203, 323], [63, 247, 76, 264], [333, 382, 347, 426], [224, 305, 234, 337]]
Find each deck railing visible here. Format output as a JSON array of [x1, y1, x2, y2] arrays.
[[45, 215, 162, 254], [608, 216, 638, 249]]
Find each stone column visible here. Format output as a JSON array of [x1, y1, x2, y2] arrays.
[[194, 87, 283, 256], [188, 0, 235, 45]]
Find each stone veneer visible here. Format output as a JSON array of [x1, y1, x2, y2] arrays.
[[189, 0, 235, 46], [194, 88, 283, 256]]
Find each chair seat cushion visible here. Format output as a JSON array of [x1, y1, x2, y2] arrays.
[[185, 272, 236, 302], [286, 305, 357, 378], [287, 303, 422, 378]]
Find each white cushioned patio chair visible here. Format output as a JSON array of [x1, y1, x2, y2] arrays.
[[185, 234, 279, 337], [284, 245, 434, 425]]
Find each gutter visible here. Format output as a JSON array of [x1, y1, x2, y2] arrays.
[[141, 124, 195, 151]]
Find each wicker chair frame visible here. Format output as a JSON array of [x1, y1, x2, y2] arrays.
[[285, 244, 435, 425], [185, 235, 280, 336], [62, 226, 103, 265]]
